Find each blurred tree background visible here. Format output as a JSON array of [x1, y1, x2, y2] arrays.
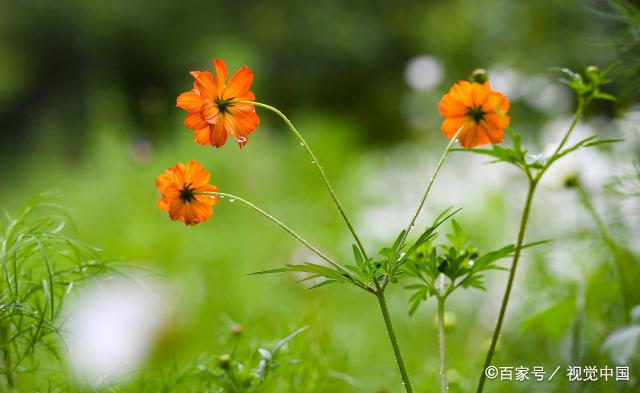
[[0, 0, 639, 392], [0, 0, 633, 161]]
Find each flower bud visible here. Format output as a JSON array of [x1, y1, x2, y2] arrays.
[[470, 68, 489, 84], [217, 353, 231, 369], [586, 65, 600, 75]]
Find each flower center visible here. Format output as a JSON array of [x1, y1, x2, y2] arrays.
[[215, 98, 233, 114], [467, 106, 486, 123], [180, 183, 196, 203]]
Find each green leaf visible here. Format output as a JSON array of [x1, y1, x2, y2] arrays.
[[249, 268, 290, 275], [472, 244, 515, 272], [583, 138, 624, 147], [446, 220, 467, 250], [352, 244, 364, 270], [308, 279, 340, 289]]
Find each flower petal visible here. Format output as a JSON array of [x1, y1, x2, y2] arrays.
[[211, 117, 228, 148], [184, 160, 210, 187], [176, 91, 203, 111], [212, 59, 229, 94], [441, 116, 468, 138], [458, 124, 479, 148], [184, 112, 208, 130], [194, 127, 213, 145], [224, 66, 254, 99], [190, 71, 215, 100]]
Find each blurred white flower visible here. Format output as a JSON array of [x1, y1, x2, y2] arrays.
[[356, 143, 515, 246], [61, 276, 169, 387], [539, 151, 578, 189], [404, 55, 443, 91]]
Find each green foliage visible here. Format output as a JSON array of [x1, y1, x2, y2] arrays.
[[0, 191, 113, 389], [402, 220, 516, 315], [554, 64, 618, 105], [108, 326, 309, 393], [252, 207, 458, 294]]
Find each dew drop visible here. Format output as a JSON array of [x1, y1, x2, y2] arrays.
[[299, 142, 304, 146], [311, 160, 315, 164], [229, 198, 236, 203]]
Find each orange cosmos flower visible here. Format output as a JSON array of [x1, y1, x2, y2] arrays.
[[156, 160, 219, 226], [177, 59, 260, 148], [438, 80, 510, 148]]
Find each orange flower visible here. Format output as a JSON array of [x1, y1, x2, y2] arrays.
[[438, 80, 510, 148], [156, 161, 219, 226], [177, 59, 260, 148]]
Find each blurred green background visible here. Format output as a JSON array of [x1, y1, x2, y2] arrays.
[[1, 0, 639, 392]]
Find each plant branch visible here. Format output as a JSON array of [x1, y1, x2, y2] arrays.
[[241, 101, 370, 261], [376, 290, 414, 393], [477, 101, 586, 393], [540, 104, 583, 175], [199, 191, 343, 272], [476, 180, 537, 393], [383, 126, 465, 289], [437, 296, 448, 393]]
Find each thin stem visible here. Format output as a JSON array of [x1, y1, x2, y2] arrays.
[[383, 126, 464, 288], [199, 191, 343, 271], [240, 101, 370, 261], [437, 296, 447, 393], [401, 127, 464, 244], [476, 181, 536, 393], [541, 104, 583, 173], [477, 102, 586, 393], [376, 291, 414, 393]]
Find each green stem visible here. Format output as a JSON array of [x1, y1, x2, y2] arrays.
[[400, 127, 464, 246], [476, 180, 537, 393], [437, 296, 447, 393], [477, 101, 585, 393], [376, 291, 413, 393], [383, 126, 465, 288], [241, 101, 370, 261], [200, 191, 343, 272], [542, 105, 583, 173]]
